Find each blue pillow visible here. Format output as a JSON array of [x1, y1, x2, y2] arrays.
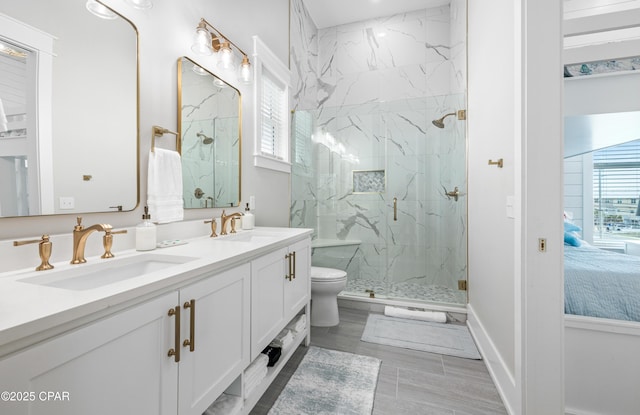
[[564, 231, 582, 247], [564, 221, 581, 232]]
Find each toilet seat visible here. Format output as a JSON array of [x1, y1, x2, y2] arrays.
[[311, 266, 347, 282]]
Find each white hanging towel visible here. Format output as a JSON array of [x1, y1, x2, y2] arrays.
[[147, 148, 184, 223], [0, 98, 8, 132]]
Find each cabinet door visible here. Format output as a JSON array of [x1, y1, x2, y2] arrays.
[[284, 238, 310, 321], [0, 292, 179, 415], [250, 247, 287, 360], [178, 264, 250, 415]]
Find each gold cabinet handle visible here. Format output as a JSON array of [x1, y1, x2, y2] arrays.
[[393, 197, 398, 221], [183, 299, 195, 352], [168, 306, 181, 363], [291, 251, 296, 280], [285, 253, 292, 281]]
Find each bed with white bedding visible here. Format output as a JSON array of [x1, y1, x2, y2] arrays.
[[564, 244, 640, 321], [563, 243, 640, 414]]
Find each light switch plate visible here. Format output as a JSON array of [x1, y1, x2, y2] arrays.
[[506, 195, 515, 219]]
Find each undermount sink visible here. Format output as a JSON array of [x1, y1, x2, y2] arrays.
[[19, 254, 198, 291]]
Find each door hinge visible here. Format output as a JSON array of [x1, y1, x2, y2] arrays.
[[458, 280, 467, 291]]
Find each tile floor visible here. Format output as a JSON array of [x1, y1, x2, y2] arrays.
[[250, 306, 507, 415]]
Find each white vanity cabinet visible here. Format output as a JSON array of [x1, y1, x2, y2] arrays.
[[0, 229, 312, 415], [177, 264, 250, 415], [0, 264, 250, 415], [250, 238, 310, 359], [0, 292, 180, 415]]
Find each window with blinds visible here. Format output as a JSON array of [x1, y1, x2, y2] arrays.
[[592, 138, 640, 240], [260, 72, 286, 160], [252, 35, 291, 173]]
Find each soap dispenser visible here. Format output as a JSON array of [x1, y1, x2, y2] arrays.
[[242, 202, 255, 230], [136, 206, 157, 251]]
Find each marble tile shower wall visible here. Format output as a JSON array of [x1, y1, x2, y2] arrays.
[[181, 88, 239, 208], [290, 1, 467, 293]]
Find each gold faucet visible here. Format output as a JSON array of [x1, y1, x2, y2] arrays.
[[71, 217, 112, 264], [204, 217, 218, 237], [101, 229, 128, 259], [220, 210, 243, 235], [14, 235, 55, 271]]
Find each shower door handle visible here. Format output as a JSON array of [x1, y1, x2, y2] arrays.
[[393, 197, 398, 221]]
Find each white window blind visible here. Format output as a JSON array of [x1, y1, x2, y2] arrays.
[[260, 72, 286, 160], [592, 139, 640, 240], [252, 35, 291, 173]]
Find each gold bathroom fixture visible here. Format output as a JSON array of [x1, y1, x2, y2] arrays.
[[71, 217, 112, 264], [101, 229, 128, 259], [204, 217, 218, 237], [168, 305, 181, 363], [220, 210, 243, 235], [393, 197, 398, 221], [151, 125, 180, 154], [488, 158, 504, 168], [432, 110, 466, 128], [190, 18, 252, 84], [285, 251, 297, 281], [183, 299, 196, 352], [365, 289, 375, 298], [445, 187, 460, 202], [13, 235, 54, 271]]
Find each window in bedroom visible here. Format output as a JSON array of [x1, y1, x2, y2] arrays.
[[593, 138, 640, 246]]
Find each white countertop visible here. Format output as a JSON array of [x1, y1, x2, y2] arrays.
[[0, 227, 312, 355]]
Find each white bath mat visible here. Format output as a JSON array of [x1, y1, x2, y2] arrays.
[[361, 313, 481, 359]]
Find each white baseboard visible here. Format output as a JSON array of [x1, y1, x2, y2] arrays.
[[466, 304, 518, 415]]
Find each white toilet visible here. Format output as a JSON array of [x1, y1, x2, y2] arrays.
[[310, 266, 348, 327]]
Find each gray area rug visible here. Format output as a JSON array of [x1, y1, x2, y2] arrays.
[[361, 314, 481, 359], [268, 346, 381, 415]]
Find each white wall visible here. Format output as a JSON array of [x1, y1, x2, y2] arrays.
[[0, 0, 290, 240], [565, 72, 640, 116], [468, 0, 564, 413]]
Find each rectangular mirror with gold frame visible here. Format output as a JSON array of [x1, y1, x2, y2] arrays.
[[0, 0, 138, 217], [178, 57, 241, 208]]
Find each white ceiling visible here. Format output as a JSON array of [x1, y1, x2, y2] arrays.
[[301, 0, 450, 29]]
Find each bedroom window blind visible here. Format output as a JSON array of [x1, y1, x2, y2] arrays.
[[592, 139, 640, 237]]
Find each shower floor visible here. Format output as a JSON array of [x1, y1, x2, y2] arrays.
[[344, 277, 466, 306]]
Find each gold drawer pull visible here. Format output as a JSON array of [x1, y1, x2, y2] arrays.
[[285, 253, 292, 281], [183, 299, 195, 352], [291, 251, 296, 279], [168, 306, 181, 363]]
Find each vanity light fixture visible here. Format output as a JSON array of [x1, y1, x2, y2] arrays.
[[192, 64, 209, 76], [85, 0, 117, 19], [86, 0, 152, 20], [190, 18, 252, 84], [124, 0, 153, 10]]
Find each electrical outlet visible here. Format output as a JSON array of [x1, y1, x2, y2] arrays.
[[59, 197, 75, 210]]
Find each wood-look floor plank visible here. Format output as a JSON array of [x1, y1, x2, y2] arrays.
[[250, 306, 507, 415]]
